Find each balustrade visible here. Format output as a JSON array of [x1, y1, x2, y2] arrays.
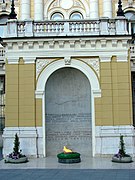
[[5, 18, 129, 37], [34, 21, 64, 34]]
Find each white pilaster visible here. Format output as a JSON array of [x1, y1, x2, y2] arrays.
[[20, 0, 31, 20], [34, 0, 44, 20], [103, 0, 112, 18], [90, 0, 99, 19]]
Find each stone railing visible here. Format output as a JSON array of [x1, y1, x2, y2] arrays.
[[6, 17, 129, 37]]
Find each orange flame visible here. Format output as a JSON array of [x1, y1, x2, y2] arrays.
[[63, 146, 72, 153]]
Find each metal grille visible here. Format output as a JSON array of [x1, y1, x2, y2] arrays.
[[0, 87, 5, 134], [0, 90, 5, 134], [132, 72, 135, 126]]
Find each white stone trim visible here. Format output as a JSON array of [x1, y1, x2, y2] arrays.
[[80, 58, 100, 77], [24, 58, 35, 64], [100, 56, 112, 62], [3, 126, 135, 157], [89, 0, 99, 18], [96, 125, 134, 136], [34, 0, 44, 20], [7, 58, 35, 64], [35, 91, 44, 99], [36, 58, 101, 157], [36, 59, 100, 93], [2, 127, 43, 157], [20, 0, 31, 20], [117, 55, 128, 62], [103, 0, 112, 18], [42, 93, 46, 157], [6, 58, 19, 64], [95, 126, 135, 156]]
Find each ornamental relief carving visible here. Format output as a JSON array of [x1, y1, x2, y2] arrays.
[[36, 59, 56, 79], [78, 58, 100, 77], [36, 58, 100, 79]]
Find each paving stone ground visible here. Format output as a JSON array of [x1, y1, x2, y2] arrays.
[[0, 169, 135, 180], [0, 156, 135, 180]]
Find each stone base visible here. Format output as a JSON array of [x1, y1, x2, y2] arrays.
[[96, 126, 134, 156], [2, 126, 135, 157], [2, 127, 43, 157], [57, 152, 81, 164], [4, 156, 28, 164], [58, 157, 81, 163], [112, 155, 133, 163]]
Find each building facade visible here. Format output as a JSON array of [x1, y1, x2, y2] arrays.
[[0, 0, 135, 157]]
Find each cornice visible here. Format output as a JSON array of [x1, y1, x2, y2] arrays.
[[4, 38, 130, 51]]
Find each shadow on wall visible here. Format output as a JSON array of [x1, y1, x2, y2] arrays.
[[0, 134, 3, 160], [0, 147, 2, 160]]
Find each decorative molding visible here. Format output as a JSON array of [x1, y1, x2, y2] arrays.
[[64, 56, 71, 65], [59, 41, 64, 48], [18, 42, 24, 49], [7, 58, 19, 64], [48, 41, 55, 48], [7, 42, 13, 49], [74, 0, 82, 7], [24, 58, 35, 64], [70, 40, 75, 48], [80, 40, 86, 48], [90, 40, 96, 48], [92, 89, 101, 97], [49, 0, 59, 10], [117, 55, 128, 62], [5, 37, 131, 51], [27, 42, 34, 49], [112, 40, 117, 47], [128, 0, 133, 6], [100, 56, 112, 62], [38, 42, 44, 48], [36, 59, 56, 78], [82, 58, 100, 77], [1, 2, 7, 11], [122, 40, 128, 47], [101, 40, 106, 47], [96, 125, 134, 137], [35, 91, 44, 98]]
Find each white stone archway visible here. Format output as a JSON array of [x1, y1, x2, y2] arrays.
[[36, 58, 101, 157]]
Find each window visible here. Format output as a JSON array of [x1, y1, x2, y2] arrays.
[[125, 11, 135, 35], [51, 12, 64, 20], [70, 12, 83, 20], [0, 14, 8, 38], [125, 12, 135, 20]]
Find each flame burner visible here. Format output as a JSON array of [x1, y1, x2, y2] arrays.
[[57, 146, 81, 164]]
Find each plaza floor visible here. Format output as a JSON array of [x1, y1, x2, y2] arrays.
[[0, 156, 135, 180]]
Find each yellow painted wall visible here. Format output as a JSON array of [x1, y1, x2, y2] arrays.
[[36, 99, 42, 126], [18, 60, 35, 127], [95, 56, 132, 126], [31, 0, 34, 19], [5, 64, 19, 127], [6, 55, 132, 128], [5, 59, 37, 127], [99, 0, 103, 17]]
